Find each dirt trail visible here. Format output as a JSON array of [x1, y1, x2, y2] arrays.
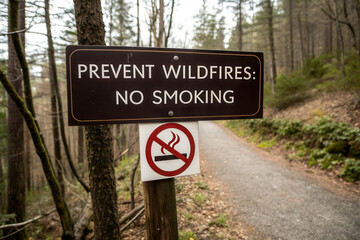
[[199, 121, 360, 240]]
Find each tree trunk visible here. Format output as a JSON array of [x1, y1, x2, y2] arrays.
[[236, 0, 242, 51], [6, 1, 26, 238], [45, 0, 65, 197], [329, 20, 333, 54], [311, 25, 315, 57], [158, 0, 164, 47], [266, 0, 277, 92], [298, 13, 304, 68], [127, 124, 139, 156], [356, 0, 360, 57], [78, 126, 84, 166], [120, 125, 127, 157], [0, 155, 4, 211], [305, 0, 310, 58], [24, 130, 31, 192], [108, 0, 114, 45], [165, 0, 175, 48], [130, 156, 140, 209], [288, 0, 294, 71], [85, 126, 120, 240], [73, 0, 120, 239], [137, 0, 140, 46], [333, 0, 346, 77]]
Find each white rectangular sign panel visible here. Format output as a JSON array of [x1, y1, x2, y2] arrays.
[[139, 122, 200, 181]]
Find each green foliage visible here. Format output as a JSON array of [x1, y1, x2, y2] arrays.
[[325, 141, 349, 155], [191, 193, 207, 206], [192, 0, 225, 50], [343, 53, 360, 90], [266, 72, 309, 109], [209, 214, 228, 228], [241, 118, 303, 138], [257, 138, 277, 149], [303, 57, 327, 79], [308, 149, 343, 169], [115, 154, 140, 200], [179, 230, 198, 240], [227, 28, 237, 51], [303, 116, 360, 153], [195, 181, 209, 190], [267, 54, 360, 109], [224, 116, 360, 182], [339, 159, 360, 182], [314, 53, 360, 91], [111, 0, 135, 45], [185, 212, 195, 221]]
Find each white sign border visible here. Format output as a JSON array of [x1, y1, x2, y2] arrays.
[[139, 121, 200, 181]]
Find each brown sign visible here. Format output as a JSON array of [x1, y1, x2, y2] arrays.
[[66, 45, 263, 125]]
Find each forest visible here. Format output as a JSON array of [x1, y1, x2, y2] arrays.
[[0, 0, 359, 239]]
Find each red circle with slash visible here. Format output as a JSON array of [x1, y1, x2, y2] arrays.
[[146, 123, 195, 177]]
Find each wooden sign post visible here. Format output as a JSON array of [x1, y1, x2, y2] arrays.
[[143, 179, 178, 240]]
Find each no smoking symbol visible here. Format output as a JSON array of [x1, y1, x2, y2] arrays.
[[146, 123, 195, 177]]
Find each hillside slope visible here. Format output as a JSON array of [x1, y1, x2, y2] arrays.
[[265, 90, 360, 127]]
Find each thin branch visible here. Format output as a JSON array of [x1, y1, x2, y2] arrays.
[[0, 225, 29, 240], [130, 155, 140, 209], [0, 28, 27, 35], [0, 208, 56, 230], [119, 202, 144, 225], [120, 207, 144, 232]]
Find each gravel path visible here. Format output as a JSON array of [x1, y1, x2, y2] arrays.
[[199, 121, 360, 240]]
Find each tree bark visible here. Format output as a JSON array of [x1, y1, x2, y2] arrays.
[[73, 0, 120, 239], [158, 0, 164, 47], [288, 0, 294, 71], [297, 14, 304, 68], [329, 20, 333, 54], [0, 155, 3, 206], [24, 129, 31, 192], [305, 0, 310, 58], [85, 126, 120, 240], [45, 0, 89, 193], [45, 0, 65, 197], [236, 0, 242, 51], [130, 156, 140, 209], [137, 0, 140, 46], [333, 0, 346, 77], [108, 0, 114, 45], [9, 0, 34, 117], [356, 0, 360, 57], [265, 0, 277, 92], [6, 1, 26, 238], [78, 126, 84, 166], [321, 0, 357, 53], [165, 0, 175, 48], [46, 12, 89, 192]]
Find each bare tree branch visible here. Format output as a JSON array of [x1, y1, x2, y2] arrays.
[[0, 208, 56, 230], [0, 28, 27, 35]]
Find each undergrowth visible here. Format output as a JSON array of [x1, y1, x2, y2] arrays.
[[225, 117, 360, 182], [266, 53, 360, 110]]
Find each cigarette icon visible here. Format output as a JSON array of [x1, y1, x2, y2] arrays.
[[154, 153, 188, 162]]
